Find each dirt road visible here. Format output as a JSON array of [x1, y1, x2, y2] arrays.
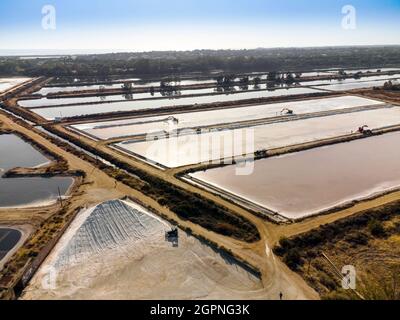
[[1, 107, 322, 299], [9, 85, 400, 300]]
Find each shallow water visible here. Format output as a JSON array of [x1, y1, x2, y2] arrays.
[[305, 74, 400, 87], [0, 134, 73, 207], [32, 87, 323, 120], [35, 79, 216, 95], [0, 176, 73, 207], [20, 86, 257, 108], [0, 134, 49, 170], [0, 77, 30, 93], [36, 83, 127, 95], [316, 79, 398, 91], [116, 107, 400, 168], [0, 228, 22, 260], [75, 96, 383, 140], [342, 68, 400, 74], [190, 131, 400, 219], [300, 71, 334, 77]]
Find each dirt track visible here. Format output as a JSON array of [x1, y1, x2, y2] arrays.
[[1, 105, 321, 299], [4, 84, 400, 300], [50, 114, 400, 299]]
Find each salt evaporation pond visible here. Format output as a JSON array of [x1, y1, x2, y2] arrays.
[[35, 79, 216, 95], [115, 107, 400, 168], [305, 74, 400, 87], [0, 77, 31, 93], [36, 83, 133, 95], [0, 177, 73, 208], [39, 71, 398, 95], [23, 199, 262, 300], [19, 86, 259, 108], [32, 87, 323, 120], [73, 96, 384, 140], [190, 131, 400, 220], [300, 71, 335, 77], [0, 228, 22, 261], [316, 79, 399, 91], [50, 77, 141, 86], [342, 68, 400, 74], [0, 134, 49, 168], [31, 76, 400, 112], [0, 134, 73, 207]]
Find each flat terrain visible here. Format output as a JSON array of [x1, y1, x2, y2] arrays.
[[71, 96, 384, 140], [0, 103, 319, 300], [30, 87, 323, 120], [118, 106, 400, 168], [191, 131, 400, 219], [2, 73, 400, 300]]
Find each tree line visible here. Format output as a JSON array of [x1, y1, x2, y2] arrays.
[[1, 46, 400, 77]]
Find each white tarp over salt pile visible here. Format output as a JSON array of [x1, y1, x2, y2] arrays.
[[23, 199, 264, 300], [54, 200, 169, 269]]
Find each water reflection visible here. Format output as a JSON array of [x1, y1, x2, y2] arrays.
[[0, 134, 73, 207], [191, 130, 400, 219]]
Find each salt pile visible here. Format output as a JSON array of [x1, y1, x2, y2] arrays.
[[55, 200, 169, 268]]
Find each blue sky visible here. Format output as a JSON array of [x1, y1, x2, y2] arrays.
[[0, 0, 399, 53]]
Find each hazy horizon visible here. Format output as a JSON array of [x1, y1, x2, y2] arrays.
[[2, 44, 400, 58], [1, 0, 399, 54]]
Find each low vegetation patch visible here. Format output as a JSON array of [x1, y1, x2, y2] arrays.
[[274, 201, 400, 300]]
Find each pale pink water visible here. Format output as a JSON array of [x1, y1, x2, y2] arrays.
[[191, 132, 400, 219]]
